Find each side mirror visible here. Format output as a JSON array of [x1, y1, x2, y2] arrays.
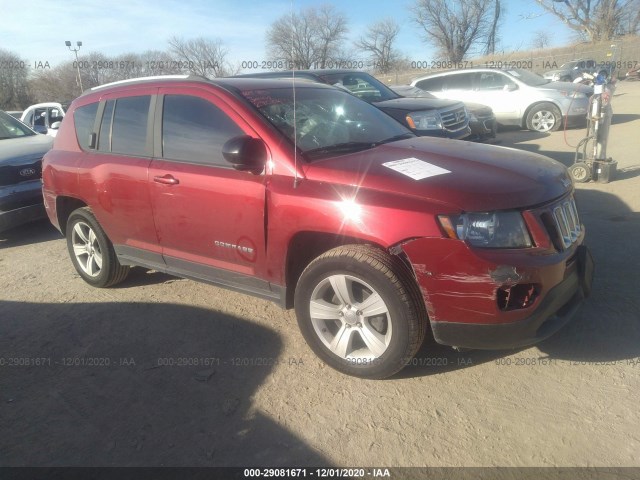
[[222, 135, 267, 174], [51, 121, 61, 129], [503, 83, 518, 92]]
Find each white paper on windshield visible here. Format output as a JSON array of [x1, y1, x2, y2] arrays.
[[382, 158, 451, 180]]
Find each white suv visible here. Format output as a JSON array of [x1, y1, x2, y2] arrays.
[[411, 68, 592, 132]]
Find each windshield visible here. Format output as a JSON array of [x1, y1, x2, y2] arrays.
[[240, 86, 413, 160], [506, 68, 550, 86], [0, 110, 36, 139], [318, 72, 400, 103]]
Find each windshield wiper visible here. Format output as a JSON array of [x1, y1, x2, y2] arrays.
[[304, 134, 415, 159], [305, 141, 376, 158], [371, 133, 415, 146]]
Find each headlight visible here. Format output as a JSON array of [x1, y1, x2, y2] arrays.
[[405, 111, 442, 130], [552, 74, 561, 81], [438, 211, 532, 248], [559, 90, 589, 99], [468, 112, 478, 122]]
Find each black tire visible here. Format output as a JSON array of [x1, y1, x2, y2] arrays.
[[525, 102, 563, 132], [294, 245, 427, 379], [568, 162, 592, 183], [66, 207, 130, 287]]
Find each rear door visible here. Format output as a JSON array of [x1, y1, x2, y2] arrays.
[[75, 90, 162, 265], [148, 87, 269, 288]]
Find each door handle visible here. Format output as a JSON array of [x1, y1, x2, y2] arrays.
[[153, 174, 179, 185]]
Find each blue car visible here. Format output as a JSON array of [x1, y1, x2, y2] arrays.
[[0, 110, 54, 232]]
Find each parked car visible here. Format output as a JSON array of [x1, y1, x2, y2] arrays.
[[235, 70, 472, 140], [390, 84, 496, 141], [43, 75, 594, 379], [543, 59, 598, 82], [0, 109, 54, 232], [20, 102, 66, 137], [411, 68, 592, 132]]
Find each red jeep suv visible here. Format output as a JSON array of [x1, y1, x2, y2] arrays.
[[42, 75, 594, 379]]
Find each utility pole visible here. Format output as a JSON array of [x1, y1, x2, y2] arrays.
[[65, 41, 83, 93]]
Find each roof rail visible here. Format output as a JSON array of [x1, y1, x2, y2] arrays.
[[89, 75, 191, 91]]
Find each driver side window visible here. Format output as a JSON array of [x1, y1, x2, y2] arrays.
[[161, 95, 244, 167]]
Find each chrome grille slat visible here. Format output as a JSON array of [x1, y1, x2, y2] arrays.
[[439, 106, 467, 130], [552, 196, 581, 249]]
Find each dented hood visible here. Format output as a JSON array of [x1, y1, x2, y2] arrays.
[[303, 137, 572, 212]]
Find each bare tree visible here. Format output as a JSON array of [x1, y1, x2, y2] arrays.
[[314, 5, 349, 69], [411, 0, 499, 62], [266, 4, 348, 69], [29, 62, 81, 103], [535, 0, 639, 42], [168, 36, 235, 77], [485, 0, 502, 55], [355, 18, 401, 73], [0, 49, 32, 109], [531, 30, 551, 49]]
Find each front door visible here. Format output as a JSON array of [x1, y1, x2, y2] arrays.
[[148, 89, 268, 288]]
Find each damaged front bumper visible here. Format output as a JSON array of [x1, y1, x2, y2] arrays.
[[401, 234, 594, 350]]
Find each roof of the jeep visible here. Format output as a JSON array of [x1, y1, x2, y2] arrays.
[[234, 69, 375, 80], [80, 74, 335, 98]]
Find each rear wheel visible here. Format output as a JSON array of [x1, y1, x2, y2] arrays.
[[66, 207, 129, 287], [526, 102, 563, 132], [294, 245, 426, 379]]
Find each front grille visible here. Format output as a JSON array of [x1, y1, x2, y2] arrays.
[[439, 106, 467, 131], [550, 196, 581, 250]]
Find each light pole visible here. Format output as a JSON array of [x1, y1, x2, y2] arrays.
[[65, 40, 83, 92]]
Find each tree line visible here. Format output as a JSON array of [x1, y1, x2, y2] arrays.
[[1, 0, 639, 109]]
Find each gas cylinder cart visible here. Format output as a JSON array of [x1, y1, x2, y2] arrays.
[[570, 75, 617, 183]]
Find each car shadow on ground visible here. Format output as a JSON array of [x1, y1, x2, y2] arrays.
[[116, 267, 183, 288], [610, 113, 640, 125], [495, 125, 550, 145], [0, 301, 332, 467], [0, 219, 61, 249], [510, 142, 640, 179], [397, 188, 640, 379]]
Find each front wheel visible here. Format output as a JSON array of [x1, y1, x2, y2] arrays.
[[294, 245, 426, 379], [526, 102, 563, 132], [66, 207, 130, 287]]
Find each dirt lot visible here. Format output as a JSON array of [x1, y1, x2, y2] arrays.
[[1, 81, 639, 470]]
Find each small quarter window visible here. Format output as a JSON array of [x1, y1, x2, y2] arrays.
[[73, 102, 99, 150]]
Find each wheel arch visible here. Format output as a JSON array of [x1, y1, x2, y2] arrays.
[[284, 231, 414, 309], [56, 196, 88, 235]]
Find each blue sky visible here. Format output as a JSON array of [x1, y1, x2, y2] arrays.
[[0, 0, 574, 69]]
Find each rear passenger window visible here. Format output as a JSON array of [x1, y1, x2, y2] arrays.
[[415, 77, 444, 92], [442, 73, 472, 91], [111, 96, 150, 157], [73, 102, 99, 150], [162, 95, 244, 166]]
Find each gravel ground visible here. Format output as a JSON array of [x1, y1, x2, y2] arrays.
[[1, 81, 639, 470]]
